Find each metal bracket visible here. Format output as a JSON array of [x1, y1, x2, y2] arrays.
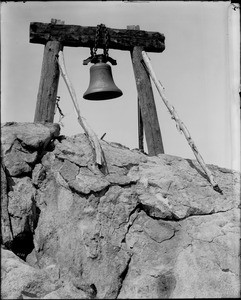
[[83, 54, 117, 65]]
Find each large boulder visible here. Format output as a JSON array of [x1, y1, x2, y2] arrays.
[[1, 249, 90, 299], [1, 122, 240, 299], [1, 122, 60, 177], [1, 122, 60, 254]]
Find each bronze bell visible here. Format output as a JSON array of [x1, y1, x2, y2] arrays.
[[83, 56, 123, 100]]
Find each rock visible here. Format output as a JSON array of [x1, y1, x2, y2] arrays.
[[105, 173, 136, 186], [100, 139, 148, 170], [1, 164, 13, 244], [1, 122, 60, 176], [1, 249, 90, 299], [1, 122, 240, 299], [1, 249, 58, 299], [41, 283, 88, 299], [32, 164, 46, 187], [8, 177, 36, 236], [53, 134, 94, 167], [59, 161, 110, 195]]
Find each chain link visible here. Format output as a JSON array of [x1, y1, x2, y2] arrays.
[[93, 24, 100, 57], [104, 26, 109, 57], [92, 24, 109, 58]]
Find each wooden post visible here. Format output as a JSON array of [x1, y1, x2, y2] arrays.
[[34, 41, 63, 122], [126, 26, 144, 153], [131, 46, 164, 156], [138, 97, 144, 152], [34, 19, 64, 123]]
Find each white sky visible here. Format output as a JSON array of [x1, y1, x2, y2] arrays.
[[1, 1, 240, 170]]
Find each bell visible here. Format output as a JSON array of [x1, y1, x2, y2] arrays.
[[83, 62, 123, 100]]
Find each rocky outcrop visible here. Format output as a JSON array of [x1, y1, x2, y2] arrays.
[[1, 122, 240, 299]]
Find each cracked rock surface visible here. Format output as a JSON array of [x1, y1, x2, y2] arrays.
[[1, 122, 240, 299]]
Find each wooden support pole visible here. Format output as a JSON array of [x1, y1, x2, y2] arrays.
[[34, 40, 63, 123], [127, 26, 144, 153], [131, 46, 164, 156], [138, 97, 144, 152], [142, 51, 222, 193]]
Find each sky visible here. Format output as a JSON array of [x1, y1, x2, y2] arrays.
[[1, 1, 240, 171]]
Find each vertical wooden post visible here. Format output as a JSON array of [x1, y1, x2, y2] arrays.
[[34, 41, 63, 123], [34, 19, 65, 123], [138, 97, 144, 152], [131, 46, 164, 156], [127, 26, 144, 153]]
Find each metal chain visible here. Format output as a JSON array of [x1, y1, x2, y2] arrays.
[[92, 24, 109, 58], [93, 24, 101, 57], [104, 26, 109, 57]]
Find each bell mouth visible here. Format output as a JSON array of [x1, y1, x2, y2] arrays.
[[83, 90, 123, 100]]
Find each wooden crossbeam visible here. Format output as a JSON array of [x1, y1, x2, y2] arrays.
[[29, 22, 165, 52]]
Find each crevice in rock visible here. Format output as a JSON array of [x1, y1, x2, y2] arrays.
[[21, 291, 39, 299], [4, 167, 16, 192], [32, 198, 41, 232], [113, 162, 139, 171], [72, 277, 98, 299], [68, 183, 111, 201], [116, 254, 132, 298], [137, 202, 179, 222], [8, 230, 34, 261], [139, 202, 236, 223], [111, 180, 138, 188], [16, 138, 38, 153], [32, 139, 57, 167], [16, 169, 34, 179], [215, 261, 237, 275], [5, 198, 41, 261], [121, 203, 141, 244], [180, 207, 236, 220], [149, 228, 178, 245]]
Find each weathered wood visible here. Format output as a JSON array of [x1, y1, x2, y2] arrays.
[[142, 50, 222, 193], [138, 98, 144, 152], [34, 41, 63, 123], [128, 25, 144, 153], [127, 25, 140, 30], [30, 22, 165, 52], [51, 18, 65, 25], [131, 46, 164, 156]]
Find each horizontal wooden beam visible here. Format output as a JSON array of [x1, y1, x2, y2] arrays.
[[29, 22, 165, 53]]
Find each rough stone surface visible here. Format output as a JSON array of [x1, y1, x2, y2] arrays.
[[1, 123, 240, 299], [1, 249, 89, 299], [1, 122, 60, 177]]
